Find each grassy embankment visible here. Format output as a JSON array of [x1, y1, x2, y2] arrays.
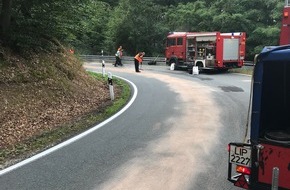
[[230, 66, 253, 75], [0, 48, 131, 169]]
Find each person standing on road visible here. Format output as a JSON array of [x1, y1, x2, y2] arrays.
[[134, 52, 145, 72], [139, 52, 145, 70], [114, 46, 123, 67]]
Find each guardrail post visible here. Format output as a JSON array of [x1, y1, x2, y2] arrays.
[[108, 72, 114, 100]]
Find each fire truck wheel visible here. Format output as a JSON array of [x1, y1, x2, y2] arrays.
[[196, 62, 204, 68]]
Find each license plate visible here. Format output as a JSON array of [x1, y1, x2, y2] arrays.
[[229, 144, 251, 167]]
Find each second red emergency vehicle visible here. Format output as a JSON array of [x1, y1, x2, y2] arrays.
[[165, 32, 246, 72]]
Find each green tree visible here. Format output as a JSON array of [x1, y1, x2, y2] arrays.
[[0, 0, 110, 54], [0, 0, 287, 60], [100, 0, 118, 7], [210, 0, 283, 59], [67, 0, 111, 54], [104, 0, 167, 56], [0, 0, 13, 43], [165, 1, 211, 31]]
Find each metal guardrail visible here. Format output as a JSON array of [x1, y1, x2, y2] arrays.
[[79, 55, 254, 66], [244, 61, 254, 66], [79, 55, 166, 63]]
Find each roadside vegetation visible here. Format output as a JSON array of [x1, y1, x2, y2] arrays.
[[0, 49, 131, 169], [230, 66, 253, 75]]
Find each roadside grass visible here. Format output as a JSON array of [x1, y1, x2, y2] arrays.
[[88, 71, 131, 117], [229, 66, 253, 75], [0, 72, 131, 168]]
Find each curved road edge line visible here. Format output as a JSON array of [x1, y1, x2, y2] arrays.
[[0, 75, 138, 176]]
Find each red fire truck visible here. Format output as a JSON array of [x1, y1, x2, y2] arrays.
[[165, 31, 246, 72], [227, 1, 290, 189]]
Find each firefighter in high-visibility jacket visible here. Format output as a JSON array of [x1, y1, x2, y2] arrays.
[[134, 52, 145, 72]]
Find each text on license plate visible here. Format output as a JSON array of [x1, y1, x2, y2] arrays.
[[229, 145, 251, 167]]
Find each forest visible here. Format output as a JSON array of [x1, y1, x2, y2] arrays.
[[0, 0, 285, 60]]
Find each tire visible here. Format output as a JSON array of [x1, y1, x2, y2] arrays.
[[196, 62, 204, 68], [188, 63, 193, 74]]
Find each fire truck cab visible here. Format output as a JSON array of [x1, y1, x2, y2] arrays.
[[165, 32, 246, 72]]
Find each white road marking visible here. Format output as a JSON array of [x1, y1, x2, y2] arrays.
[[0, 75, 137, 176]]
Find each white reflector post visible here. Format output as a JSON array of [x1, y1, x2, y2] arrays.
[[108, 72, 114, 101], [102, 60, 106, 77], [272, 167, 279, 190]]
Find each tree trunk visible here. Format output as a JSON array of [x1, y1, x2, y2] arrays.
[[0, 0, 13, 41]]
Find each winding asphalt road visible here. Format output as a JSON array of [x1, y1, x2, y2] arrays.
[[0, 62, 251, 190]]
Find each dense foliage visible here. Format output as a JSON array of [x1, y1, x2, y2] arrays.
[[0, 0, 285, 59]]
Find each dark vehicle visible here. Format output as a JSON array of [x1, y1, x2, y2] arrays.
[[227, 1, 290, 189], [228, 45, 290, 189]]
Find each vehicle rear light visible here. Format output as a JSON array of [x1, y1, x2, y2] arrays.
[[236, 165, 251, 175], [284, 11, 288, 17]]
